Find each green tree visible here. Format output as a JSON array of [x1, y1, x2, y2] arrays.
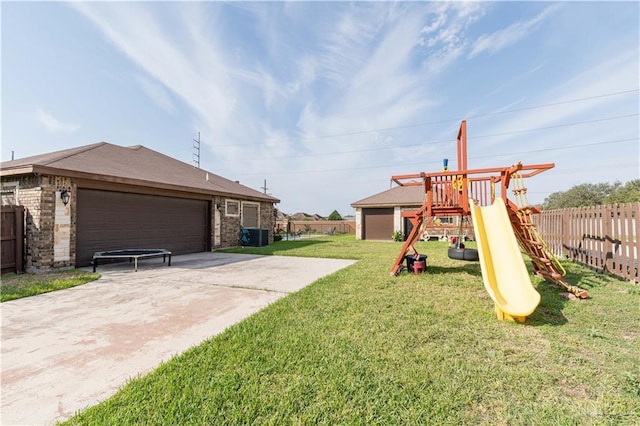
[[328, 210, 343, 221], [543, 182, 612, 209], [606, 179, 640, 203], [542, 180, 640, 209]]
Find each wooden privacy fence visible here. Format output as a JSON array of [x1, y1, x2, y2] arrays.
[[276, 220, 356, 235], [533, 202, 639, 283], [1, 205, 25, 274]]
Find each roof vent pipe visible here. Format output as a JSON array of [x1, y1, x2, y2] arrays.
[[206, 172, 209, 181]]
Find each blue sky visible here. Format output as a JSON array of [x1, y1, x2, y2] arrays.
[[2, 1, 638, 216]]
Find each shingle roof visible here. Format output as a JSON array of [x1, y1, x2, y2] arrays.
[[351, 184, 425, 208], [289, 212, 326, 221], [1, 142, 279, 203]]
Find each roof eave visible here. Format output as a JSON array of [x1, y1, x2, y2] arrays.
[[351, 202, 423, 208], [1, 165, 279, 203], [0, 166, 36, 176]]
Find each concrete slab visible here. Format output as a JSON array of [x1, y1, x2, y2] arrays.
[[1, 252, 355, 425]]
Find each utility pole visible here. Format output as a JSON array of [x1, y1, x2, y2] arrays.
[[193, 132, 200, 168], [261, 179, 269, 194]]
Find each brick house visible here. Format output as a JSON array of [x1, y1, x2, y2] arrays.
[[0, 143, 279, 272]]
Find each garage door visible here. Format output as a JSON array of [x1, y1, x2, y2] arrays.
[[76, 189, 209, 266], [363, 208, 394, 240]]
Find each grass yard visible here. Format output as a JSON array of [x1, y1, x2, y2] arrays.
[[1, 269, 100, 302], [64, 235, 639, 425]]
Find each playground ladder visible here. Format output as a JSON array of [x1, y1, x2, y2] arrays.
[[508, 174, 588, 298]]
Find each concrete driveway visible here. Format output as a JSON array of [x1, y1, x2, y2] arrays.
[[1, 252, 356, 425]]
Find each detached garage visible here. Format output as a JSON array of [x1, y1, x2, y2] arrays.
[[351, 185, 424, 240], [0, 142, 279, 271]]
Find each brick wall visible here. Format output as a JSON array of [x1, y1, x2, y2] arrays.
[[1, 174, 75, 271], [220, 212, 242, 247], [216, 199, 275, 247], [260, 202, 275, 244], [1, 175, 69, 271], [3, 175, 42, 271]]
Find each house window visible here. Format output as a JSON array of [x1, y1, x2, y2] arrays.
[[242, 202, 260, 228], [1, 182, 19, 206], [225, 200, 240, 217]]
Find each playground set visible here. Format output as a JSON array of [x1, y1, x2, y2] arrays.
[[391, 121, 588, 322]]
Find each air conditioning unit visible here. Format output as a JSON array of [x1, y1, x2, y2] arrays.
[[246, 228, 269, 247]]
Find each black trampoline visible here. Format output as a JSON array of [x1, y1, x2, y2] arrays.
[[92, 249, 172, 272]]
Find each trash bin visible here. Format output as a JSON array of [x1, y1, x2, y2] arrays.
[[404, 254, 427, 272]]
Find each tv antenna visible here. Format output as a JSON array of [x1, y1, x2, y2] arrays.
[[193, 132, 201, 168]]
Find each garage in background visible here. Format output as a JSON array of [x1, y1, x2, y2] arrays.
[[351, 185, 424, 240]]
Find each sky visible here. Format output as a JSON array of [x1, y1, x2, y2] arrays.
[[2, 1, 638, 217]]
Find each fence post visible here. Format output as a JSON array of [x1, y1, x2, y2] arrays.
[[578, 207, 585, 264], [612, 204, 621, 277], [622, 203, 633, 281], [603, 204, 613, 274], [630, 201, 640, 283], [561, 209, 569, 258], [595, 204, 602, 271], [16, 206, 24, 273]]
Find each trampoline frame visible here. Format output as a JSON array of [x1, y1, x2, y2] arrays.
[[92, 249, 172, 272]]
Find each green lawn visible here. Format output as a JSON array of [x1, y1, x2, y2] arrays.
[[1, 269, 100, 302], [64, 235, 639, 425]]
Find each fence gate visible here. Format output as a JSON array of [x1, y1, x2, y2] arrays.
[[1, 205, 25, 274]]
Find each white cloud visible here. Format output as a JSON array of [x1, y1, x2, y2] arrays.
[[68, 1, 464, 180], [468, 4, 560, 58], [70, 2, 243, 151], [318, 4, 386, 89], [36, 108, 80, 134], [419, 2, 487, 73], [135, 74, 177, 114], [64, 1, 637, 213], [285, 54, 319, 96]]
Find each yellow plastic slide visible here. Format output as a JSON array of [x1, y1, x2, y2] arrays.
[[470, 198, 541, 323]]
